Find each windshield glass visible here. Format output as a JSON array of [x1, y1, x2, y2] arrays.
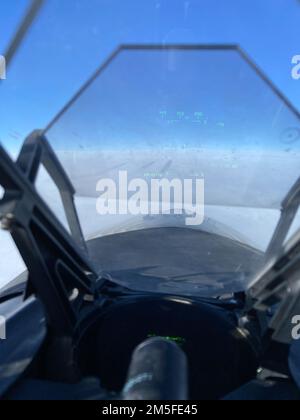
[[42, 46, 300, 297], [1, 1, 300, 297]]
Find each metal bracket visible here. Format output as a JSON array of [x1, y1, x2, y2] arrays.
[[248, 229, 300, 344], [266, 175, 300, 259], [0, 131, 102, 335]]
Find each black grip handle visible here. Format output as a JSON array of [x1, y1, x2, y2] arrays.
[[122, 337, 188, 400]]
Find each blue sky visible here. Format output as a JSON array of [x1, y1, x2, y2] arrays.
[[0, 0, 300, 152]]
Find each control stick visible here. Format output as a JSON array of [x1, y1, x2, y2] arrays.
[[122, 337, 188, 400]]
